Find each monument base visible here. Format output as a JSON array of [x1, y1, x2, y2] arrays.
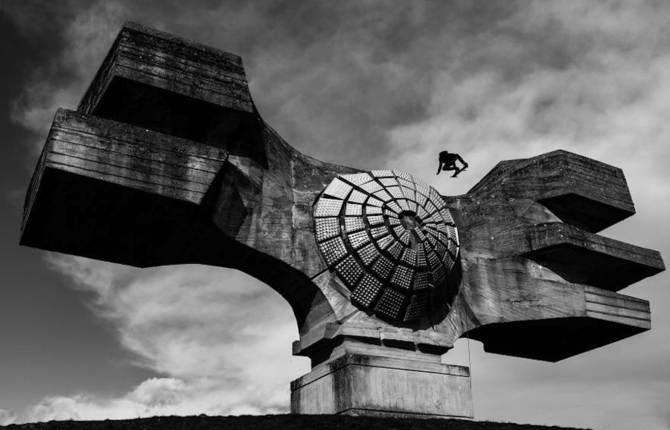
[[290, 342, 473, 419]]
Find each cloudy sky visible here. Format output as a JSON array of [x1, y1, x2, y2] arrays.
[[0, 1, 669, 429]]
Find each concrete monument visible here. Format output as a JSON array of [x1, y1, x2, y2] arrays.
[[20, 23, 664, 419]]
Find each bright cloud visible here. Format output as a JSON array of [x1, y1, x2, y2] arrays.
[[35, 254, 308, 421], [0, 409, 16, 426]]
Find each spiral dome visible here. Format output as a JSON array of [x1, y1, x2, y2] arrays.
[[313, 170, 459, 323]]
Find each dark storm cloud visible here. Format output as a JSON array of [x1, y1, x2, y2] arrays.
[[5, 1, 524, 166], [5, 1, 627, 166], [7, 1, 669, 170]]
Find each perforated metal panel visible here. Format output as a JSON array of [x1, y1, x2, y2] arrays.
[[417, 194, 429, 210], [371, 169, 395, 178], [345, 203, 363, 216], [370, 226, 388, 239], [400, 185, 416, 200], [347, 229, 371, 249], [416, 245, 427, 268], [323, 179, 352, 200], [427, 248, 440, 268], [366, 196, 384, 207], [393, 225, 406, 238], [348, 190, 367, 204], [431, 263, 446, 283], [388, 186, 404, 200], [404, 292, 429, 322], [367, 215, 384, 226], [357, 242, 379, 265], [387, 201, 402, 214], [314, 198, 343, 217], [373, 188, 393, 202], [401, 247, 417, 266], [361, 181, 382, 194], [344, 217, 366, 233], [371, 255, 394, 279], [397, 230, 411, 246], [415, 181, 430, 196], [397, 199, 412, 213], [413, 271, 431, 290], [391, 265, 414, 290], [387, 241, 404, 259], [352, 274, 383, 307], [379, 178, 399, 187], [315, 218, 340, 241], [447, 237, 459, 259], [341, 172, 372, 186], [375, 288, 405, 319], [319, 236, 347, 266], [376, 234, 394, 250], [335, 255, 364, 286], [313, 170, 460, 324], [440, 207, 455, 225], [425, 200, 439, 217], [366, 205, 383, 215], [433, 240, 447, 258]]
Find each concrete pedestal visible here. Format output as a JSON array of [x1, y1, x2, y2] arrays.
[[290, 343, 473, 419]]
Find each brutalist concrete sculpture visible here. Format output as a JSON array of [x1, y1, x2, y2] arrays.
[[20, 23, 664, 419]]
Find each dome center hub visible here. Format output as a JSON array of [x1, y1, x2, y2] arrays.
[[399, 210, 422, 230]]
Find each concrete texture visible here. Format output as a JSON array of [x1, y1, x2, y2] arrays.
[[19, 23, 664, 419], [291, 341, 472, 418]]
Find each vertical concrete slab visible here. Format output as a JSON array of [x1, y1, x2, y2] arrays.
[[291, 349, 472, 419]]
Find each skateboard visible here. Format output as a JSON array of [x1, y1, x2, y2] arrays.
[[452, 165, 468, 177]]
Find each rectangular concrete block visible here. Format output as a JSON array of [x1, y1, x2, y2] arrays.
[[291, 352, 473, 419], [77, 22, 265, 165], [79, 22, 252, 115]]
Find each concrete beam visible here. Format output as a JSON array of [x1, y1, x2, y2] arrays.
[[79, 22, 264, 165], [468, 150, 635, 232]]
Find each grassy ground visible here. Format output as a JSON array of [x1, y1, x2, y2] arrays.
[[1, 415, 589, 430]]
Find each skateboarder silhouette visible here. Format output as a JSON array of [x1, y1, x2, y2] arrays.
[[437, 150, 468, 177]]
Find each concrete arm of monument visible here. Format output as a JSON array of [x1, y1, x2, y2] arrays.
[[438, 151, 665, 361], [292, 151, 665, 363], [19, 23, 357, 328]]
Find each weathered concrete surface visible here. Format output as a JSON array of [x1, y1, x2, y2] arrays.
[[436, 151, 664, 361], [79, 23, 252, 114], [467, 151, 636, 233], [291, 341, 472, 418], [78, 22, 261, 163], [19, 22, 664, 418]]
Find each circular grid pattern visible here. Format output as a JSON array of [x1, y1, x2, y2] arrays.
[[313, 170, 460, 323]]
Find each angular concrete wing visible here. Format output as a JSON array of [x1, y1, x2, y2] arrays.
[[445, 151, 664, 361], [20, 23, 358, 327]]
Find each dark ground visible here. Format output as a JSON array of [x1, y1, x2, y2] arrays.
[[0, 415, 589, 430]]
